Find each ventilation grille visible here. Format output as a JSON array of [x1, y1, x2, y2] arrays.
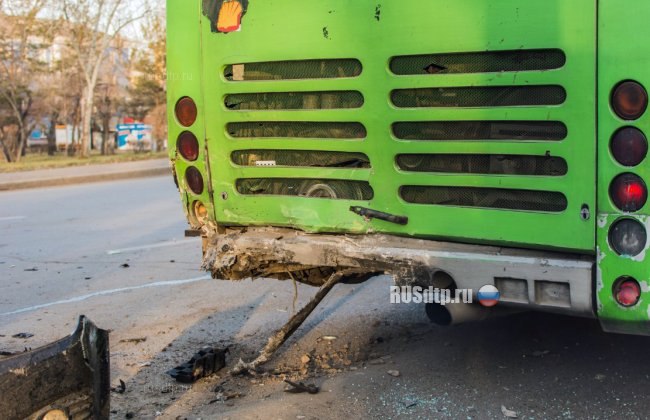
[[392, 121, 567, 141], [400, 186, 567, 212], [237, 178, 373, 200], [224, 59, 362, 81], [396, 154, 567, 176], [390, 49, 566, 75], [227, 122, 367, 139], [224, 91, 364, 110], [391, 86, 566, 108], [232, 150, 371, 168]]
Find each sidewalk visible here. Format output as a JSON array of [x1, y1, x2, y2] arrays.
[[0, 158, 171, 191]]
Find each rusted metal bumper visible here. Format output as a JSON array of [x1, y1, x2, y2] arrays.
[[203, 227, 596, 317], [0, 316, 110, 419]]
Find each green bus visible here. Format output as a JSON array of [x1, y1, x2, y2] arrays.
[[167, 0, 650, 335]]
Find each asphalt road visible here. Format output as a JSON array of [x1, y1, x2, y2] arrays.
[[1, 177, 650, 419]]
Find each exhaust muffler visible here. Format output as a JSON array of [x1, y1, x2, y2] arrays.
[[426, 301, 521, 326]]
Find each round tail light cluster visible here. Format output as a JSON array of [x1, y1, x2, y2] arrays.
[[173, 96, 204, 197], [613, 277, 641, 307], [606, 81, 648, 310]]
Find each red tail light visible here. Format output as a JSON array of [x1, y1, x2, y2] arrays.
[[611, 127, 648, 167], [613, 277, 641, 307], [178, 131, 199, 161], [185, 166, 204, 195], [610, 173, 647, 212], [175, 97, 198, 127], [611, 81, 648, 120]]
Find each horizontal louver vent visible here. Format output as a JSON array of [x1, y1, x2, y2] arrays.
[[224, 91, 364, 110], [396, 154, 567, 176], [390, 49, 566, 75], [227, 122, 367, 139], [237, 178, 373, 200], [391, 86, 566, 108], [224, 59, 362, 81], [400, 186, 567, 212], [392, 121, 567, 141], [232, 150, 371, 168]]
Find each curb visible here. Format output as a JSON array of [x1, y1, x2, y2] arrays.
[[0, 167, 171, 191]]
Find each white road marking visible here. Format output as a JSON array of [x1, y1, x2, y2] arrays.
[[0, 275, 212, 317], [0, 216, 26, 222], [107, 238, 198, 255]]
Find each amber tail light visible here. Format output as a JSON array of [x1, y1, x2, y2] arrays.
[[611, 81, 648, 121]]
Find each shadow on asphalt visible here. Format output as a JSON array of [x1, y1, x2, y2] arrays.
[[110, 283, 650, 418]]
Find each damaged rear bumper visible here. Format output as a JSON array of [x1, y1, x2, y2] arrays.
[[0, 316, 110, 419], [203, 227, 596, 317]]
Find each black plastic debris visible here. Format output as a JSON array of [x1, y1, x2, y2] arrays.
[[167, 347, 228, 383], [12, 333, 34, 339], [283, 379, 319, 394], [0, 316, 110, 419], [111, 379, 126, 394]]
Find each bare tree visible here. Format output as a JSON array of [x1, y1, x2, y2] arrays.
[[127, 9, 166, 149], [60, 0, 149, 157], [0, 0, 53, 162]]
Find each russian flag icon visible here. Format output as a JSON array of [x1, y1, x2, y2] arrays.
[[477, 285, 500, 307]]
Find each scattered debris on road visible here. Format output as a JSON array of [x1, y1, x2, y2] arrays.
[[231, 271, 360, 375], [120, 263, 130, 268], [387, 370, 401, 377], [119, 337, 147, 344], [283, 379, 319, 394], [111, 379, 127, 394], [23, 267, 38, 272], [501, 405, 518, 418], [210, 389, 245, 403], [11, 332, 34, 339], [167, 347, 228, 383]]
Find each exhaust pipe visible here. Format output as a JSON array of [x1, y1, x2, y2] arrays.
[[426, 302, 521, 326]]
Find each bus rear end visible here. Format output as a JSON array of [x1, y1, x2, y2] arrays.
[[167, 0, 650, 335]]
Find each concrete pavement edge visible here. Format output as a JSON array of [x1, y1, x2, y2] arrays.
[[0, 166, 171, 191]]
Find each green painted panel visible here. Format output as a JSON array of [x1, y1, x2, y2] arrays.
[[597, 1, 650, 333], [169, 0, 597, 251], [167, 0, 213, 227]]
